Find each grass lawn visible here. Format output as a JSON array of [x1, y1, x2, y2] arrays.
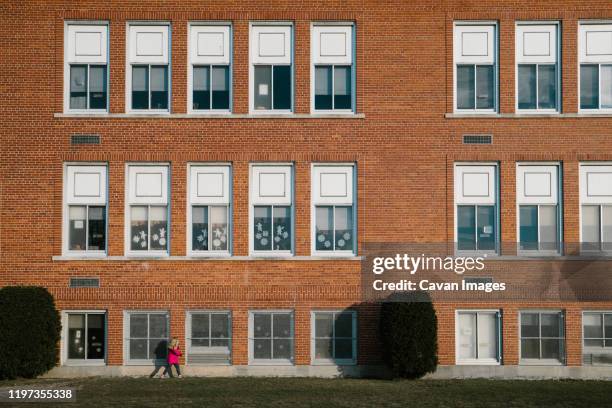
[[1, 377, 611, 407]]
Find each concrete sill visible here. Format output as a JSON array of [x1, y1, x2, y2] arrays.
[[446, 113, 612, 119], [52, 255, 364, 262], [54, 113, 365, 120]]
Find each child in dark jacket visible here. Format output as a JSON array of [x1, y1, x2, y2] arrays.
[[162, 338, 182, 378]]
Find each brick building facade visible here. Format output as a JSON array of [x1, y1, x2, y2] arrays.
[[1, 0, 612, 377]]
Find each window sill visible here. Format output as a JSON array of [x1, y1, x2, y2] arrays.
[[519, 360, 564, 366], [456, 359, 500, 366], [446, 112, 612, 119], [54, 113, 365, 119], [63, 361, 107, 367], [52, 255, 364, 261], [248, 360, 294, 366]]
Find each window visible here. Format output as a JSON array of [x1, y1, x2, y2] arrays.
[[579, 23, 612, 111], [580, 164, 612, 252], [583, 312, 612, 365], [517, 164, 561, 253], [125, 311, 169, 364], [456, 311, 501, 364], [516, 23, 559, 112], [127, 24, 170, 112], [453, 23, 497, 112], [64, 23, 108, 112], [63, 312, 106, 364], [188, 165, 231, 255], [250, 24, 293, 112], [311, 24, 354, 112], [520, 311, 565, 364], [312, 164, 356, 254], [249, 311, 293, 364], [250, 165, 293, 254], [454, 164, 498, 253], [186, 311, 231, 365], [311, 311, 357, 364], [64, 165, 107, 255], [189, 24, 231, 112], [126, 165, 169, 255]]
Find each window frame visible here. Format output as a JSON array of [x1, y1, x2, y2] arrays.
[[123, 310, 170, 366], [582, 311, 612, 365], [455, 309, 502, 365], [578, 21, 612, 114], [519, 310, 565, 366], [248, 310, 294, 365], [61, 310, 107, 366], [453, 21, 499, 114], [579, 163, 612, 254], [248, 22, 294, 114], [515, 22, 561, 114], [64, 21, 109, 114], [185, 310, 232, 365], [126, 22, 171, 114], [310, 310, 357, 365]]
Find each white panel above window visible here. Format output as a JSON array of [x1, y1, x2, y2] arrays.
[[454, 24, 495, 64], [517, 164, 559, 204], [190, 25, 231, 65], [66, 165, 107, 204], [66, 24, 108, 63], [313, 165, 354, 205], [251, 165, 292, 205], [516, 24, 557, 64], [455, 165, 496, 205], [579, 23, 612, 63], [128, 165, 168, 204], [128, 25, 169, 64], [312, 25, 352, 64], [251, 25, 292, 64], [580, 164, 612, 204], [190, 165, 230, 204]]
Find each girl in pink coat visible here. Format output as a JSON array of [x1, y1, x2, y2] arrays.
[[162, 338, 182, 378]]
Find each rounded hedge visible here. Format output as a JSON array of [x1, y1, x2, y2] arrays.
[[0, 286, 61, 379], [379, 292, 438, 378]]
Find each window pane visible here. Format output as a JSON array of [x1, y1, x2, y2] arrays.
[[130, 339, 147, 360], [521, 313, 539, 338], [477, 313, 498, 360], [89, 65, 107, 110], [70, 65, 87, 109], [521, 339, 540, 359], [457, 65, 475, 109], [191, 314, 210, 339], [253, 314, 271, 338], [603, 206, 612, 251], [211, 314, 229, 339], [477, 206, 496, 251], [315, 339, 332, 359], [150, 66, 168, 110], [69, 206, 87, 251], [584, 313, 603, 338], [273, 314, 291, 338], [518, 64, 537, 109], [476, 65, 494, 109], [132, 66, 149, 109], [212, 66, 230, 110], [87, 314, 105, 360], [211, 339, 229, 348], [149, 314, 168, 338], [193, 66, 210, 110], [87, 206, 106, 251], [254, 206, 272, 251], [130, 314, 148, 338], [150, 206, 168, 251], [585, 339, 603, 347], [538, 65, 557, 109], [539, 205, 558, 251], [273, 206, 291, 251], [519, 205, 538, 250], [315, 66, 332, 110], [335, 206, 353, 251], [335, 313, 353, 338], [273, 65, 291, 110], [131, 206, 148, 250], [602, 65, 612, 109], [541, 339, 562, 360], [457, 206, 476, 251], [254, 66, 272, 110], [582, 205, 600, 251], [458, 313, 477, 359], [192, 206, 209, 251], [68, 314, 85, 359], [315, 206, 334, 251], [334, 339, 353, 359], [580, 64, 599, 109], [273, 339, 292, 359], [149, 339, 168, 360], [253, 339, 271, 359], [541, 313, 560, 337], [210, 206, 229, 251], [334, 66, 352, 109], [605, 314, 612, 340], [315, 313, 333, 338]]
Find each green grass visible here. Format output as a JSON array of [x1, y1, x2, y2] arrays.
[[1, 377, 611, 407]]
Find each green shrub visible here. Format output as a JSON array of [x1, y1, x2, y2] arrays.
[[379, 292, 438, 378], [0, 286, 61, 379]]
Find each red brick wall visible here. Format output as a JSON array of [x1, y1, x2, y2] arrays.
[[1, 0, 612, 368]]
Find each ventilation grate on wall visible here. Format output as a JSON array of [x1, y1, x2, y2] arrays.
[[463, 277, 493, 285], [69, 277, 100, 288], [71, 134, 101, 145], [463, 135, 492, 145]]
